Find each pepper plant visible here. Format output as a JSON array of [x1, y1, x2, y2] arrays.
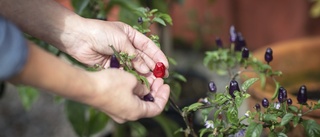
[[170, 26, 320, 137]]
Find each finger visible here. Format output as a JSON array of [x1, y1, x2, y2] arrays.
[[134, 50, 170, 78], [112, 117, 125, 124], [130, 51, 150, 74], [139, 79, 170, 118], [123, 24, 169, 69], [112, 34, 150, 74], [133, 82, 149, 97]]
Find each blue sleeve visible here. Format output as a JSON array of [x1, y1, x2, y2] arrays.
[[0, 16, 28, 81]]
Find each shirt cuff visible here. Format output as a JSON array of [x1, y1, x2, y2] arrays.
[[0, 16, 28, 81]]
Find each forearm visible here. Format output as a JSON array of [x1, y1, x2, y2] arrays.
[[9, 42, 96, 104], [0, 0, 83, 53]]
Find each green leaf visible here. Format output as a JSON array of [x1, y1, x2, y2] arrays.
[[156, 13, 173, 25], [243, 93, 251, 99], [152, 16, 166, 26], [71, 0, 90, 15], [302, 119, 320, 137], [268, 131, 277, 137], [128, 122, 147, 137], [173, 128, 184, 135], [263, 114, 278, 122], [234, 92, 245, 108], [213, 109, 223, 120], [199, 128, 212, 137], [313, 101, 320, 110], [288, 105, 298, 113], [214, 94, 229, 105], [227, 106, 238, 124], [168, 57, 177, 65], [149, 9, 159, 14], [271, 82, 280, 100], [280, 113, 294, 126], [259, 74, 266, 89], [187, 102, 204, 112], [133, 7, 148, 17], [277, 133, 288, 137], [87, 108, 109, 136], [138, 74, 150, 90], [241, 78, 259, 92], [292, 116, 300, 127], [17, 85, 39, 110], [245, 122, 263, 137], [201, 107, 214, 121], [172, 73, 187, 82], [65, 100, 88, 137], [153, 114, 182, 137]]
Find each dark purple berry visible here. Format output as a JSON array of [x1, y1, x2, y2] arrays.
[[278, 87, 287, 103], [297, 85, 308, 104], [110, 54, 120, 68], [229, 25, 237, 43], [229, 80, 240, 98], [255, 103, 261, 111], [208, 81, 217, 93], [96, 17, 107, 21], [242, 47, 249, 59], [138, 17, 143, 24], [235, 32, 246, 51], [215, 37, 223, 48], [262, 98, 269, 108], [143, 93, 154, 102], [264, 48, 273, 64], [287, 98, 292, 105]]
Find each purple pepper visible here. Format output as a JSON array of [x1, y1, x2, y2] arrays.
[[242, 47, 249, 59], [262, 98, 269, 108], [235, 32, 246, 51], [287, 98, 292, 105], [229, 25, 237, 43], [208, 81, 217, 93], [143, 93, 154, 102], [278, 87, 287, 103], [110, 54, 120, 68], [297, 85, 308, 104], [255, 103, 261, 111], [229, 80, 240, 98], [215, 37, 223, 48], [138, 17, 143, 24], [264, 48, 273, 64]]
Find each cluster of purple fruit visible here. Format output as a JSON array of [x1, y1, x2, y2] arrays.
[[255, 85, 308, 111], [208, 25, 309, 110]]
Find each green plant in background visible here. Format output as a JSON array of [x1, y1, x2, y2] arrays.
[[171, 26, 320, 137], [310, 0, 320, 18]]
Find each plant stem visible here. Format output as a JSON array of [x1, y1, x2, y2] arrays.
[[169, 97, 182, 114], [182, 111, 198, 137], [168, 97, 198, 137]]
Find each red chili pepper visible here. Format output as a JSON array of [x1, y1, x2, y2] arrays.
[[153, 62, 165, 78]]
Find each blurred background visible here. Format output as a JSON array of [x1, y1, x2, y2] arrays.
[[1, 0, 320, 137]]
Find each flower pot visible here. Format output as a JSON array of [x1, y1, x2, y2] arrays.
[[244, 37, 320, 136]]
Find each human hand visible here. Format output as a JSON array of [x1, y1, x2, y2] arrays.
[[66, 18, 169, 76], [86, 69, 170, 123]]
